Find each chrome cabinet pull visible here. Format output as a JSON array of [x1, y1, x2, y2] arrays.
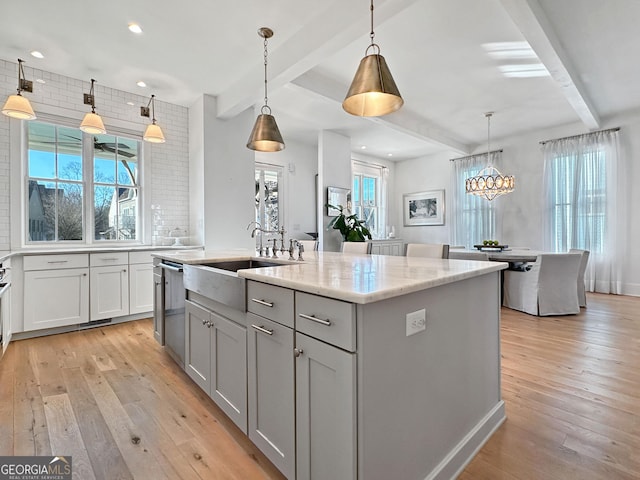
[[298, 313, 331, 326], [251, 324, 274, 336], [101, 257, 119, 261], [251, 298, 274, 308], [202, 319, 207, 326], [47, 260, 68, 264], [293, 348, 304, 357]]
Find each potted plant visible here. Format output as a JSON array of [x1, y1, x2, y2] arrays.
[[326, 204, 372, 242]]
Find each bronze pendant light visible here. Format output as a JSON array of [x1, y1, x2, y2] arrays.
[[247, 27, 285, 152], [343, 0, 403, 117]]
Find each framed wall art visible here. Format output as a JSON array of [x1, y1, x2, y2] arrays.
[[403, 190, 445, 226]]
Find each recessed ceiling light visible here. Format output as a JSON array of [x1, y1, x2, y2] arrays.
[[361, 145, 367, 149], [30, 50, 44, 59], [136, 81, 147, 88], [128, 23, 143, 34], [126, 101, 135, 106], [387, 153, 393, 157], [36, 78, 46, 84]]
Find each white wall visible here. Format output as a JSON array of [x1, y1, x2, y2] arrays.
[[393, 110, 640, 295], [393, 152, 451, 245], [0, 58, 190, 249], [318, 130, 352, 252], [255, 139, 318, 243], [190, 95, 256, 251]]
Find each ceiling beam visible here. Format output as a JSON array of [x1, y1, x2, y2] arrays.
[[500, 0, 600, 129], [290, 71, 471, 154], [215, 0, 422, 119]]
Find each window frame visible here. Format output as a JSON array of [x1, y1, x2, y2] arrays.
[[547, 149, 607, 253], [16, 114, 147, 247], [352, 161, 386, 240], [255, 162, 284, 233]]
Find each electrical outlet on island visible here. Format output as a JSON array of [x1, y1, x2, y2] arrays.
[[406, 309, 426, 336]]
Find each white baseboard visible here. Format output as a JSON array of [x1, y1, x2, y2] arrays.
[[425, 400, 506, 480]]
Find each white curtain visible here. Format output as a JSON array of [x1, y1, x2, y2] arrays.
[[450, 151, 502, 248], [541, 129, 625, 294]]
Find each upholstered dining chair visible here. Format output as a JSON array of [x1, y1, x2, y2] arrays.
[[448, 250, 490, 261], [569, 248, 590, 307], [341, 242, 372, 254], [298, 240, 319, 252], [405, 243, 449, 259], [503, 253, 583, 316]]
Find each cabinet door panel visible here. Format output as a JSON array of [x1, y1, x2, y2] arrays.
[[211, 312, 247, 433], [130, 263, 154, 314], [184, 300, 211, 393], [90, 265, 129, 320], [296, 333, 357, 480], [24, 268, 89, 331], [247, 313, 295, 479]]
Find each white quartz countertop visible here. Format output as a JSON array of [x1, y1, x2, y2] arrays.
[[154, 249, 506, 304]]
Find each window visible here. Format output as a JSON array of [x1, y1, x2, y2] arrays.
[[352, 161, 386, 239], [26, 120, 141, 244], [546, 149, 606, 253], [542, 129, 624, 295], [255, 163, 283, 232], [450, 153, 500, 247]]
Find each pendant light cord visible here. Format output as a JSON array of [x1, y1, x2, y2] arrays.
[[486, 112, 492, 166], [369, 0, 375, 46], [263, 35, 269, 108]]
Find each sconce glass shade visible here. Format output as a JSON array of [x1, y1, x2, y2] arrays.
[[343, 53, 403, 117], [143, 122, 166, 143], [80, 112, 106, 135], [247, 113, 285, 152], [2, 93, 36, 120]]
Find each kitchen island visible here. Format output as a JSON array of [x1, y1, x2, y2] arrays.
[[152, 249, 506, 480]]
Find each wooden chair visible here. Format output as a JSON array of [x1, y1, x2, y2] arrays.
[[503, 253, 582, 316], [405, 243, 449, 259], [569, 248, 590, 307], [341, 242, 372, 254]]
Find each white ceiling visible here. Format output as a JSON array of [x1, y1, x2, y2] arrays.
[[1, 0, 639, 161]]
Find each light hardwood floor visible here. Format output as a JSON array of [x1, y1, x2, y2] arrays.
[[1, 293, 638, 479]]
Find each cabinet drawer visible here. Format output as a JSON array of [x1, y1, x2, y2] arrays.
[[24, 254, 89, 271], [295, 292, 356, 351], [129, 251, 155, 264], [90, 252, 129, 266], [247, 281, 294, 328]]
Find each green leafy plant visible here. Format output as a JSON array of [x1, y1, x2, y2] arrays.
[[326, 204, 372, 242]]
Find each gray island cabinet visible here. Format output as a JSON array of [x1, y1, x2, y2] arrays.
[[155, 250, 506, 480]]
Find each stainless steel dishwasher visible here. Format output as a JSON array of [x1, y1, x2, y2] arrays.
[[159, 260, 185, 368]]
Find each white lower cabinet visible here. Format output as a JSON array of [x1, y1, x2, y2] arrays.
[[24, 254, 90, 331], [24, 267, 89, 331], [295, 332, 357, 480], [129, 263, 154, 314], [90, 265, 129, 320], [369, 239, 404, 256], [185, 299, 247, 432], [247, 313, 295, 479]]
